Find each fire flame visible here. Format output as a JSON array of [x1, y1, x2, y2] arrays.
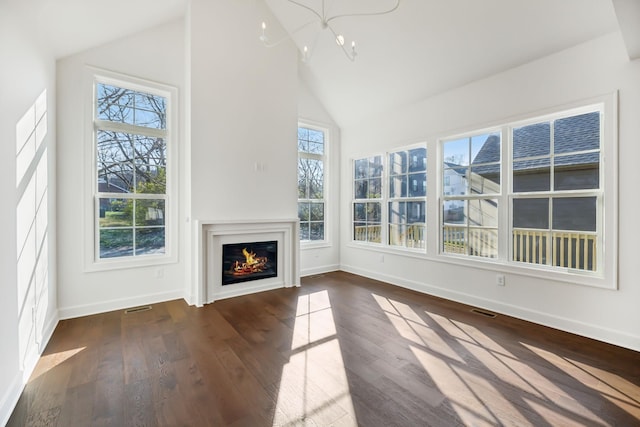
[[242, 248, 258, 265], [231, 247, 268, 276]]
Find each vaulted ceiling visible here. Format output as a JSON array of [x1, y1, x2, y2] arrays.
[[265, 0, 624, 126], [5, 0, 638, 127], [4, 0, 187, 59]]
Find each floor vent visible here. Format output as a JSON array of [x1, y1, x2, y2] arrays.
[[471, 308, 496, 318], [124, 305, 152, 314]]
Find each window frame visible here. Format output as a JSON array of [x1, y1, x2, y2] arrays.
[[351, 144, 428, 250], [349, 94, 617, 289], [352, 153, 385, 245], [434, 95, 617, 289], [508, 107, 603, 274], [297, 122, 330, 247], [387, 145, 427, 250], [84, 67, 178, 271], [440, 130, 502, 260]]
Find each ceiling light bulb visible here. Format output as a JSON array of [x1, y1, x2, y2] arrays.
[[262, 22, 266, 30], [336, 35, 345, 46]]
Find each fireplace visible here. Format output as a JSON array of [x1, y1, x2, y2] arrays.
[[196, 219, 300, 304], [222, 240, 278, 286]]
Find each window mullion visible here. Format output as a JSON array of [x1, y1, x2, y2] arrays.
[[95, 119, 167, 139], [499, 126, 510, 262]]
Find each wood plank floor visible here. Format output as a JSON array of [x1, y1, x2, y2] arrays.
[[7, 271, 640, 426]]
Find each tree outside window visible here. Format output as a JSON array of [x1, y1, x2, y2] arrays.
[[298, 126, 326, 242], [95, 82, 169, 259]]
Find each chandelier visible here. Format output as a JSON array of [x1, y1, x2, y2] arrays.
[[260, 0, 401, 62]]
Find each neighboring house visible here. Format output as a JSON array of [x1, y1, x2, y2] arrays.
[[442, 163, 466, 222], [444, 113, 600, 266]]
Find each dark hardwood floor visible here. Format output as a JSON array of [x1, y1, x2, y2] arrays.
[[7, 271, 640, 426]]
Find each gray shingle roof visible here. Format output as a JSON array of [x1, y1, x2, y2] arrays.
[[469, 112, 600, 174]]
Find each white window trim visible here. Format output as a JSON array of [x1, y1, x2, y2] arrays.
[[83, 67, 179, 272], [298, 121, 331, 248], [439, 128, 503, 260], [387, 143, 428, 251], [348, 93, 617, 290], [351, 152, 386, 246], [351, 143, 429, 252], [433, 94, 617, 289]]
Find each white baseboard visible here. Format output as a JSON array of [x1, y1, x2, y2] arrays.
[[1, 309, 60, 426], [58, 290, 185, 320], [39, 311, 59, 355], [301, 264, 340, 277], [0, 371, 23, 427], [340, 264, 640, 353]]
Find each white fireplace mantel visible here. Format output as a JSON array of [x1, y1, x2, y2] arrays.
[[195, 219, 300, 305]]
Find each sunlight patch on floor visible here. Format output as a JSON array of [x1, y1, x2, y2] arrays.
[[448, 318, 517, 359], [410, 345, 507, 426], [456, 339, 543, 398], [524, 398, 602, 427], [523, 342, 639, 421], [373, 293, 612, 426], [273, 291, 357, 426], [29, 347, 85, 381], [372, 294, 463, 363]]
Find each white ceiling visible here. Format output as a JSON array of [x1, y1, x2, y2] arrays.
[[265, 0, 622, 126], [5, 0, 188, 59], [612, 0, 640, 60], [5, 0, 632, 128]]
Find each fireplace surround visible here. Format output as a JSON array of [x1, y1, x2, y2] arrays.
[[197, 219, 300, 304]]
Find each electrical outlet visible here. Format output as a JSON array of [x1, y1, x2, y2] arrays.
[[496, 273, 505, 286]]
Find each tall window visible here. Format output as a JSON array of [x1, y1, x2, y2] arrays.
[[511, 111, 601, 271], [94, 79, 170, 260], [442, 132, 501, 258], [389, 147, 426, 249], [298, 126, 326, 242], [353, 156, 383, 243]]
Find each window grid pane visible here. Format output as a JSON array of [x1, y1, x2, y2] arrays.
[[387, 148, 426, 249], [97, 83, 166, 130], [298, 126, 326, 242], [511, 110, 601, 272], [95, 81, 169, 261], [442, 133, 500, 259]]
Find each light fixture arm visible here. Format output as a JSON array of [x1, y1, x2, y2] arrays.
[[325, 0, 401, 25], [261, 0, 400, 62], [326, 24, 357, 62]]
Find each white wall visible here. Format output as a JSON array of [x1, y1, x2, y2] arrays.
[[188, 0, 298, 220], [298, 77, 341, 276], [187, 0, 299, 299], [56, 19, 188, 318], [56, 0, 300, 312], [339, 32, 640, 351], [0, 5, 58, 425]]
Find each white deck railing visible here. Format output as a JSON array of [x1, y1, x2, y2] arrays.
[[354, 224, 597, 272]]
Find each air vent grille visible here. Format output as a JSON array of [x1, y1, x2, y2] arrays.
[[124, 305, 152, 314], [471, 308, 497, 318]]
